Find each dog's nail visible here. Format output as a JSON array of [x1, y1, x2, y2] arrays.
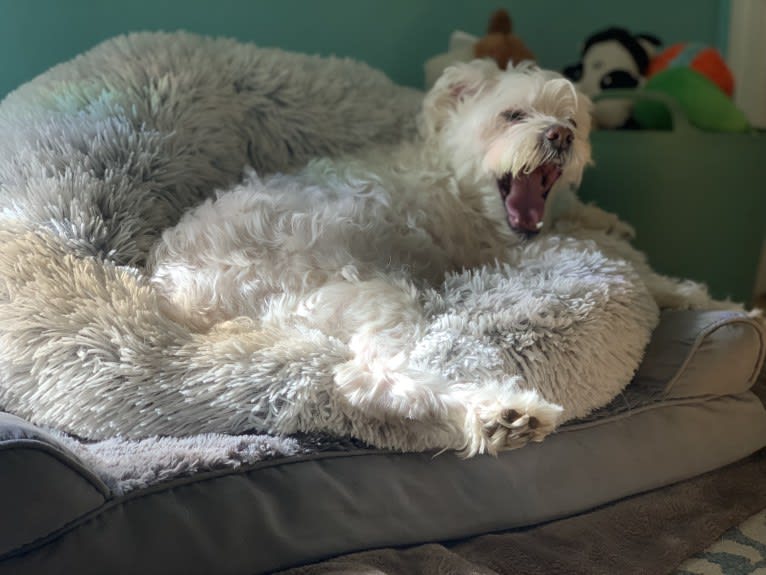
[[501, 408, 520, 422], [510, 414, 530, 428]]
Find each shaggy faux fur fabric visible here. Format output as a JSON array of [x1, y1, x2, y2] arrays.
[[51, 430, 366, 496], [56, 432, 307, 496], [0, 32, 672, 452]]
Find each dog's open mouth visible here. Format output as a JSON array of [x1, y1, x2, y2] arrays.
[[497, 163, 563, 234]]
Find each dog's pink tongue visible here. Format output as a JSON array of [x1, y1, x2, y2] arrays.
[[505, 164, 561, 232]]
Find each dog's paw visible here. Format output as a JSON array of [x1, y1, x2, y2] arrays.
[[461, 385, 562, 457]]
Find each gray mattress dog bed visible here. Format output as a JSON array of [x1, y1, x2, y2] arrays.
[[1, 309, 764, 574], [0, 33, 765, 575]]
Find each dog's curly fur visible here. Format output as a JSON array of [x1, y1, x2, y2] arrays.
[[149, 61, 599, 455]]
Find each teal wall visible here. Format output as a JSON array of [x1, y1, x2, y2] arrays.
[[0, 0, 729, 97]]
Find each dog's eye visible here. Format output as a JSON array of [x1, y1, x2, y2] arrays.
[[502, 110, 526, 122], [569, 118, 578, 129]]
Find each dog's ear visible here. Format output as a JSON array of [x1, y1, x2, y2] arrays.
[[421, 61, 499, 134]]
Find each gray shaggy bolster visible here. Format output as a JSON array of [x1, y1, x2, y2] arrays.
[[0, 31, 422, 266], [0, 226, 352, 440]]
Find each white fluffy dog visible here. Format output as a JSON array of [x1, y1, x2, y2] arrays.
[[149, 61, 599, 456]]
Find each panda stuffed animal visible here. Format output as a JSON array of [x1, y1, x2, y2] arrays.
[[564, 27, 661, 129]]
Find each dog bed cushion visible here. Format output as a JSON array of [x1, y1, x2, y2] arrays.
[[1, 309, 764, 575]]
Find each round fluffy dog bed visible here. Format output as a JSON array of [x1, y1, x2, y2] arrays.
[[0, 32, 662, 450]]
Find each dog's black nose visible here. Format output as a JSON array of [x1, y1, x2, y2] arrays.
[[545, 126, 574, 152]]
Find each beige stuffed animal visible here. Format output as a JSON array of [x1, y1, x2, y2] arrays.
[[425, 9, 535, 88]]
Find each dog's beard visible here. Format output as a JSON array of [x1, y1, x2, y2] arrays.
[[482, 119, 577, 236], [497, 162, 563, 234]]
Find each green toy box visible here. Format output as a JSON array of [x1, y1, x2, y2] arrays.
[[578, 93, 766, 305]]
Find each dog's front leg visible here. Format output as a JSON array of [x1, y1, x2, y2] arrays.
[[334, 357, 562, 456], [291, 278, 563, 456]]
